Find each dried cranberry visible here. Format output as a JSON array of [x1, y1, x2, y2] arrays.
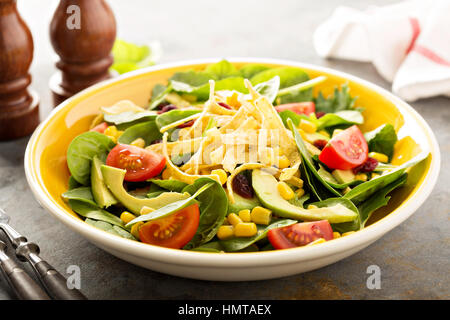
[[150, 139, 162, 145], [157, 104, 177, 114], [313, 139, 328, 150], [218, 102, 232, 110], [352, 157, 378, 174], [315, 111, 326, 119], [156, 101, 170, 110], [177, 119, 195, 128], [232, 173, 254, 199]]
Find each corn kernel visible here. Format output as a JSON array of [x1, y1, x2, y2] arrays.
[[104, 125, 118, 137], [140, 206, 154, 215], [234, 222, 257, 237], [227, 213, 242, 226], [307, 238, 326, 245], [120, 211, 136, 224], [288, 177, 304, 188], [162, 169, 171, 180], [369, 152, 389, 163], [342, 231, 355, 237], [333, 232, 341, 239], [295, 188, 305, 197], [355, 173, 368, 181], [277, 181, 295, 200], [223, 217, 230, 225], [130, 138, 146, 148], [117, 130, 124, 138], [318, 130, 330, 138], [211, 169, 228, 185], [307, 204, 318, 209], [298, 119, 317, 133], [105, 135, 117, 143], [250, 206, 272, 225], [277, 155, 291, 169], [371, 173, 381, 179], [217, 225, 235, 240], [131, 222, 144, 239], [238, 209, 252, 222]]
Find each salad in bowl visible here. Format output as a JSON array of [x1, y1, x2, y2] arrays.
[[61, 60, 429, 253]]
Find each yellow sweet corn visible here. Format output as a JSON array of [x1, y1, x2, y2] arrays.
[[105, 135, 117, 143], [277, 155, 291, 169], [307, 238, 326, 245], [162, 169, 171, 180], [238, 209, 252, 222], [250, 206, 272, 225], [217, 225, 235, 240], [298, 119, 317, 133], [307, 204, 318, 209], [227, 213, 242, 226], [234, 222, 257, 237], [277, 181, 295, 200], [342, 231, 356, 237], [211, 169, 228, 185], [140, 206, 154, 215], [355, 173, 368, 181], [369, 152, 389, 163], [371, 173, 381, 179], [120, 211, 136, 224], [223, 216, 230, 225], [104, 125, 118, 137], [131, 222, 144, 239], [318, 130, 330, 138], [295, 188, 305, 197], [333, 232, 341, 239], [130, 138, 146, 148]]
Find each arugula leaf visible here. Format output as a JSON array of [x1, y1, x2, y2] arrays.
[[117, 121, 162, 146], [204, 60, 239, 80], [364, 124, 398, 159], [315, 84, 357, 113], [219, 219, 297, 252], [149, 179, 188, 193], [182, 178, 229, 249], [67, 132, 116, 185]]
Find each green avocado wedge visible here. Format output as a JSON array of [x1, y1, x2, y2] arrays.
[[101, 165, 190, 215], [252, 169, 358, 223], [91, 156, 117, 208], [227, 192, 262, 214]]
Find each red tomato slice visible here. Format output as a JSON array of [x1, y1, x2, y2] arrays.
[[106, 144, 166, 182], [268, 220, 333, 249], [275, 102, 315, 115], [318, 125, 368, 170], [138, 204, 200, 249], [90, 122, 108, 133]]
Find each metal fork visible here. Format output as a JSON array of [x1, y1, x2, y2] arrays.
[[0, 208, 87, 300]]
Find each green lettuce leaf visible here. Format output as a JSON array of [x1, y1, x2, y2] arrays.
[[111, 39, 158, 74]]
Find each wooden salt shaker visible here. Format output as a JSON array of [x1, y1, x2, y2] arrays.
[[49, 0, 116, 106], [0, 0, 39, 141]]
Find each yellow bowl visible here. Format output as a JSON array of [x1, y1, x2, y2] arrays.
[[24, 58, 440, 281]]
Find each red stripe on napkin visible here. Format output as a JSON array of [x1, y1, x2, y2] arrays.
[[406, 17, 420, 54], [413, 45, 450, 67]]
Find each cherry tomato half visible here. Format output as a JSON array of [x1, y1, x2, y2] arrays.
[[106, 144, 166, 182], [268, 220, 333, 249], [90, 122, 108, 133], [275, 102, 315, 115], [138, 204, 200, 249], [318, 125, 368, 170]]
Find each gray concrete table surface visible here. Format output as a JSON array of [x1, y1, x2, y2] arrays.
[[0, 0, 448, 299]]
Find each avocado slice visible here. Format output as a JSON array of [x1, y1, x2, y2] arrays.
[[91, 156, 118, 208], [101, 165, 190, 215], [332, 169, 355, 184], [227, 192, 261, 214], [252, 169, 357, 223]]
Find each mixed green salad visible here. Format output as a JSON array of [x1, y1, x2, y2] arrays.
[[62, 60, 427, 252]]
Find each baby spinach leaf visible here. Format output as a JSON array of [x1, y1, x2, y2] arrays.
[[68, 199, 124, 228], [183, 178, 229, 249], [219, 219, 297, 252], [155, 109, 202, 130], [315, 84, 357, 113], [205, 60, 239, 80], [117, 121, 162, 146], [364, 124, 398, 159], [85, 218, 136, 240], [173, 77, 248, 101], [103, 111, 157, 129], [278, 110, 309, 127], [67, 132, 116, 185], [344, 152, 428, 205], [62, 186, 98, 207], [149, 83, 173, 110], [314, 110, 364, 130], [170, 70, 212, 87], [68, 176, 81, 190], [125, 182, 213, 226], [276, 75, 326, 99], [253, 76, 280, 104], [189, 241, 224, 253], [149, 179, 188, 192], [239, 64, 270, 79]]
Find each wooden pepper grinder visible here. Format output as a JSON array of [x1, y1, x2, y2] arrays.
[[49, 0, 116, 106], [0, 0, 39, 141]]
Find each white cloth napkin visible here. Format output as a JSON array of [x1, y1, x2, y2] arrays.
[[313, 0, 450, 101]]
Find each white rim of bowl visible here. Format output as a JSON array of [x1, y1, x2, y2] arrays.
[[24, 58, 441, 268]]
